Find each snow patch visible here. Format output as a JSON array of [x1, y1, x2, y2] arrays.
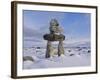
[[23, 47, 91, 69]]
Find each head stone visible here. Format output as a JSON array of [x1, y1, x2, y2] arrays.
[[50, 19, 59, 27]]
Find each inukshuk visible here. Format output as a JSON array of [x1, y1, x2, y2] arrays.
[[43, 19, 65, 58]]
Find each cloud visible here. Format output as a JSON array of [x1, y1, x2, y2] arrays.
[[63, 37, 90, 45], [23, 25, 49, 41], [23, 12, 66, 39], [23, 10, 91, 48]]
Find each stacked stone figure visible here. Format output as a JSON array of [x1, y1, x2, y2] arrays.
[[43, 19, 65, 58]]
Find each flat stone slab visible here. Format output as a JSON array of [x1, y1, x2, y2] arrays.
[[43, 34, 65, 41]]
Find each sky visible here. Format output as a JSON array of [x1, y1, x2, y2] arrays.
[[23, 10, 91, 47]]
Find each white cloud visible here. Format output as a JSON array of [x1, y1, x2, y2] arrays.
[[64, 38, 90, 45]]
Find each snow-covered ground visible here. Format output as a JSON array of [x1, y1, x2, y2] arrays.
[[23, 46, 91, 69]]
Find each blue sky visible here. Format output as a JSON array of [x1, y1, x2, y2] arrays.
[[23, 10, 91, 46]]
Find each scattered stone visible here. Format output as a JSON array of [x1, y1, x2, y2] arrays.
[[88, 50, 91, 53], [23, 56, 34, 62], [68, 50, 71, 52], [69, 54, 74, 56]]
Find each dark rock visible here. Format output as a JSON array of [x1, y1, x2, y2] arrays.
[[68, 50, 71, 52], [23, 56, 34, 62], [69, 54, 74, 56], [43, 34, 65, 41], [88, 50, 91, 53]]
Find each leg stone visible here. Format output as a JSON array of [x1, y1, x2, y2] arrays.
[[58, 41, 64, 56], [45, 41, 52, 58]]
